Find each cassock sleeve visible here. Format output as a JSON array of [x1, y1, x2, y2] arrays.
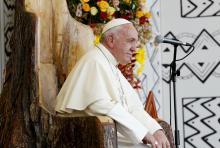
[[86, 99, 149, 144], [128, 106, 162, 134]]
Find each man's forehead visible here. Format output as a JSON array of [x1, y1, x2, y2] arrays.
[[123, 26, 138, 38]]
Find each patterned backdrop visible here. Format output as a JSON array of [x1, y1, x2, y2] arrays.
[[3, 0, 15, 58], [183, 96, 220, 148], [160, 0, 220, 147], [0, 0, 15, 92]]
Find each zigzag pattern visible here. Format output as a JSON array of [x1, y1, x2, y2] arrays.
[[162, 62, 220, 83], [3, 0, 15, 58], [183, 97, 220, 148], [162, 29, 220, 83], [183, 98, 200, 148], [150, 0, 160, 33], [181, 0, 220, 18], [3, 0, 15, 10], [138, 52, 161, 112], [4, 24, 13, 56], [200, 97, 217, 148], [148, 0, 163, 114]]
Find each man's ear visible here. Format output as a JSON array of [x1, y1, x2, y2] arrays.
[[106, 34, 114, 48]]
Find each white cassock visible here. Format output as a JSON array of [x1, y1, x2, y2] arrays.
[[55, 43, 162, 147]]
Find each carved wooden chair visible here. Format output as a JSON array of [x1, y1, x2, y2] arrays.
[[1, 0, 174, 147]]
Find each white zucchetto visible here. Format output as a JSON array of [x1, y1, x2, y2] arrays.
[[102, 18, 132, 34]]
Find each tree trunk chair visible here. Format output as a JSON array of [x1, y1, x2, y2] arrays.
[[0, 0, 117, 147]]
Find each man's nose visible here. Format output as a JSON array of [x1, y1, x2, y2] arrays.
[[130, 47, 136, 54], [131, 45, 138, 52]]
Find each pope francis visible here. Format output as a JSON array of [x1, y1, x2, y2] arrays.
[[55, 18, 170, 148]]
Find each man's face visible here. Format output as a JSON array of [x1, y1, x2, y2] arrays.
[[112, 24, 138, 65]]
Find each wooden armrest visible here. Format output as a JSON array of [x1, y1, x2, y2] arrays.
[[96, 115, 114, 123], [46, 115, 117, 148], [155, 118, 175, 148], [97, 116, 117, 148]]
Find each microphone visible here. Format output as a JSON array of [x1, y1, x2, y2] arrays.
[[155, 35, 191, 46]]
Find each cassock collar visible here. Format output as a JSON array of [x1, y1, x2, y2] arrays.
[[97, 44, 118, 66]]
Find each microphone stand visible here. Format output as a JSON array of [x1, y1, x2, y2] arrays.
[[170, 44, 180, 148]]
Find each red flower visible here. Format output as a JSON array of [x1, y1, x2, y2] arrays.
[[100, 12, 108, 19], [90, 23, 97, 28], [121, 15, 129, 20], [139, 16, 146, 24]]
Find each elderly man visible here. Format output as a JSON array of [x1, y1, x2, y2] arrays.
[[55, 18, 170, 148]]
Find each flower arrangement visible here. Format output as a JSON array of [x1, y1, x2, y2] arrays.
[[68, 0, 152, 44], [67, 0, 152, 88]]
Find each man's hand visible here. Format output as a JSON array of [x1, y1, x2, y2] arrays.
[[142, 130, 170, 148], [153, 130, 170, 148], [142, 133, 159, 148]]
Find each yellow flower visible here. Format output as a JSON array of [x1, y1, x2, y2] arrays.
[[136, 63, 144, 75], [80, 0, 89, 3], [107, 7, 116, 16], [138, 0, 146, 3], [82, 3, 90, 12], [123, 0, 131, 4], [135, 47, 145, 64], [134, 46, 145, 76], [144, 11, 151, 18], [136, 10, 144, 18], [90, 6, 98, 16], [97, 1, 109, 12], [94, 35, 100, 45]]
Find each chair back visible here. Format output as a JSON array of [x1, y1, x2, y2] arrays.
[[25, 0, 95, 114]]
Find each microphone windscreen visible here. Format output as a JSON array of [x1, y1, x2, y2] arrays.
[[155, 35, 163, 43]]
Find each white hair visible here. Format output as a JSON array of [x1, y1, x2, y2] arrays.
[[100, 25, 124, 44]]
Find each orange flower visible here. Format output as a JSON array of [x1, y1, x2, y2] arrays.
[[80, 0, 89, 3], [138, 0, 146, 3], [123, 0, 131, 4], [82, 3, 90, 12]]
